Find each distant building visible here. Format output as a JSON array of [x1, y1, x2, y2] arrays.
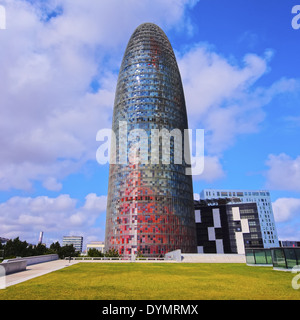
[[280, 240, 300, 247], [62, 236, 83, 252], [200, 189, 279, 248], [86, 241, 105, 254], [194, 200, 263, 254]]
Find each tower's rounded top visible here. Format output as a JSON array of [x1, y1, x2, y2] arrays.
[[134, 22, 163, 31], [123, 22, 175, 65], [130, 22, 168, 40], [114, 22, 187, 125], [136, 22, 159, 28]]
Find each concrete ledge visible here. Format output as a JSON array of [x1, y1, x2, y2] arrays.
[[4, 254, 58, 266], [25, 254, 58, 265], [164, 250, 246, 263], [1, 259, 27, 275], [165, 249, 181, 262], [182, 253, 246, 263], [246, 263, 272, 267]]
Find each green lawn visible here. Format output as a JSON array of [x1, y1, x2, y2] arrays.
[[0, 263, 299, 300]]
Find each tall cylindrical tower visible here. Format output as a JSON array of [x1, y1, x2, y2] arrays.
[[105, 23, 197, 257]]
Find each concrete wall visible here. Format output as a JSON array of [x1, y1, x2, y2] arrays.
[[182, 253, 246, 263], [165, 249, 246, 263], [165, 249, 182, 262], [1, 259, 27, 275], [25, 254, 58, 265], [4, 254, 58, 266]]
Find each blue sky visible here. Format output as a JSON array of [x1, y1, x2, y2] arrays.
[[0, 0, 300, 247]]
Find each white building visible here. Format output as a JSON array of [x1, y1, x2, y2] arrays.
[[200, 189, 279, 248], [86, 241, 105, 254]]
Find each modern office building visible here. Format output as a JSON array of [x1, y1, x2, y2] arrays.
[[86, 241, 105, 254], [105, 23, 197, 257], [200, 189, 279, 248], [62, 236, 83, 252], [194, 199, 263, 254]]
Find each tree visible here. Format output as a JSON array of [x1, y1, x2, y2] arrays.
[[49, 241, 61, 253], [48, 241, 81, 259], [35, 243, 47, 255], [26, 244, 35, 256], [87, 248, 104, 257], [4, 237, 28, 258], [136, 249, 144, 258], [105, 248, 121, 257], [1, 238, 82, 259], [58, 244, 78, 259]]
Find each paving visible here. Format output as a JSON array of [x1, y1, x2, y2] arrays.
[[3, 259, 79, 288]]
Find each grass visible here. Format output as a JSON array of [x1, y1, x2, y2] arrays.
[[0, 263, 300, 300]]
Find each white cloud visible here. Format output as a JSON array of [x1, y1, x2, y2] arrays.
[[265, 153, 300, 192], [38, 0, 198, 47], [178, 45, 269, 119], [0, 193, 107, 245], [0, 0, 198, 191], [179, 46, 298, 150], [272, 198, 300, 223], [177, 44, 300, 181], [272, 197, 300, 241], [83, 193, 107, 211], [43, 177, 63, 191], [194, 156, 225, 182]]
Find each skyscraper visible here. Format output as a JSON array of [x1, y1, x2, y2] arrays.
[[105, 23, 197, 257]]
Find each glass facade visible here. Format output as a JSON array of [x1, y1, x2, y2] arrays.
[[271, 247, 300, 269], [105, 23, 197, 257], [245, 248, 273, 265], [246, 247, 300, 269]]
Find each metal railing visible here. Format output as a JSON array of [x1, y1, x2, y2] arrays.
[[65, 256, 173, 261]]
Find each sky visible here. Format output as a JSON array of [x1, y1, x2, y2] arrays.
[[0, 0, 300, 248]]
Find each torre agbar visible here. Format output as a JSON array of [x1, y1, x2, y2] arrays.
[[105, 23, 197, 257]]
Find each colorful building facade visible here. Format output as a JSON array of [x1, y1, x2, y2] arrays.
[[105, 23, 197, 257]]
